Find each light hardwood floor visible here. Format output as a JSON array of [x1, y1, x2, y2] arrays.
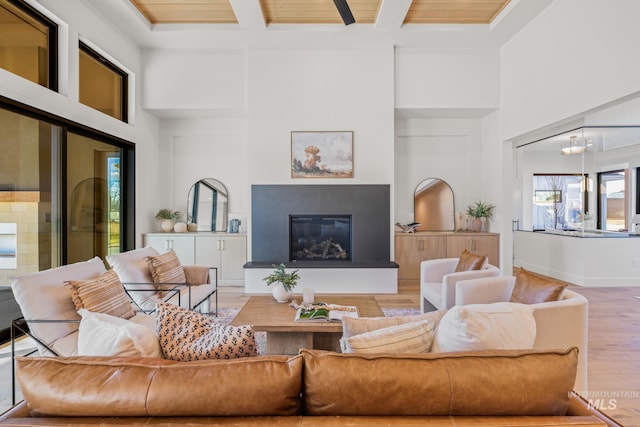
[[219, 283, 640, 426]]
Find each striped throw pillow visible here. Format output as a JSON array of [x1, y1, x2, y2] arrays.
[[67, 270, 135, 319], [145, 249, 187, 285], [347, 319, 436, 354]]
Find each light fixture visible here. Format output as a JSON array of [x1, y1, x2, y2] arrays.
[[561, 135, 587, 155]]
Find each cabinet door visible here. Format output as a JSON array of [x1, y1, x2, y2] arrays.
[[395, 235, 422, 281], [218, 236, 247, 281], [143, 234, 195, 265], [418, 235, 447, 262], [446, 234, 499, 267], [194, 235, 222, 271]]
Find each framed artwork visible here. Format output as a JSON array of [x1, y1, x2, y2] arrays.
[[534, 190, 562, 203], [291, 131, 353, 178]]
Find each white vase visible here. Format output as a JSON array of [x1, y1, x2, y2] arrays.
[[173, 222, 187, 233], [160, 220, 174, 232], [271, 283, 292, 303]]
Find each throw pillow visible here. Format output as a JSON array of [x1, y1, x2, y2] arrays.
[[454, 249, 488, 272], [67, 270, 135, 319], [156, 302, 257, 361], [347, 319, 436, 354], [510, 268, 568, 304], [431, 302, 536, 353], [340, 310, 446, 353], [77, 309, 162, 358], [145, 249, 187, 285]]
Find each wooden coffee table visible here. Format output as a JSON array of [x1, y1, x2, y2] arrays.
[[230, 295, 384, 355]]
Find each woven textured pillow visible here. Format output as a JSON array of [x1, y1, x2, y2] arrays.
[[67, 270, 135, 319], [510, 268, 568, 304], [454, 249, 488, 272], [157, 302, 257, 361], [145, 250, 187, 285], [347, 319, 436, 354]]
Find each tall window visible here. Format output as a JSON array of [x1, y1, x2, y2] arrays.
[[598, 170, 627, 231], [532, 174, 587, 231], [0, 100, 134, 277], [0, 0, 57, 89], [79, 42, 127, 121]]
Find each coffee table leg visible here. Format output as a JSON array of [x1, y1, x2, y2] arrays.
[[266, 332, 314, 355]]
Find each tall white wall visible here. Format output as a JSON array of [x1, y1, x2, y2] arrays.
[[501, 0, 640, 141]]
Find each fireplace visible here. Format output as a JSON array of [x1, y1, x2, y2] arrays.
[[289, 215, 351, 261]]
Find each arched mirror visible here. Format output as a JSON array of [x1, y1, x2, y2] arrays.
[[414, 178, 455, 231], [187, 178, 229, 232]]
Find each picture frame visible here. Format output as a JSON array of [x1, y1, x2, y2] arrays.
[[291, 131, 353, 178], [534, 190, 562, 203]]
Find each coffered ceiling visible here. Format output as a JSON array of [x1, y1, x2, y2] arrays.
[[129, 0, 512, 26]]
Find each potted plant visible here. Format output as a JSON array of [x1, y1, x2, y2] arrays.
[[466, 201, 495, 232], [263, 263, 300, 303], [155, 209, 182, 232]]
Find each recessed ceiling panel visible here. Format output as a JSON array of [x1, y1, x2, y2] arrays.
[[130, 0, 238, 24], [405, 0, 512, 24]]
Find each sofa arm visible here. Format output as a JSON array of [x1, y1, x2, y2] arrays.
[[455, 276, 516, 306], [182, 265, 211, 285]]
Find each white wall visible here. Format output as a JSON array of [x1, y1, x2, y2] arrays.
[[0, 0, 160, 245], [394, 118, 484, 225], [395, 48, 499, 109], [501, 0, 640, 141]]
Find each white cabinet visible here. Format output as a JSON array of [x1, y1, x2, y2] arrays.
[[195, 234, 246, 285], [143, 234, 195, 264], [143, 233, 247, 286]]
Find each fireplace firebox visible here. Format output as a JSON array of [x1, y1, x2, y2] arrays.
[[289, 215, 351, 261]]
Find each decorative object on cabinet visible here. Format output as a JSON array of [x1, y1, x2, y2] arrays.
[[291, 131, 353, 178], [465, 201, 494, 232], [187, 178, 228, 232], [395, 222, 421, 233], [173, 222, 187, 233], [155, 209, 181, 233], [229, 218, 241, 233], [413, 178, 455, 232], [263, 263, 300, 303]]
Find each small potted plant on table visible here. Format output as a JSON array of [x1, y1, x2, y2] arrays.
[[263, 263, 300, 303]]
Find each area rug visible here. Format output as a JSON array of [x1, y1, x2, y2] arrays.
[[211, 307, 422, 355]]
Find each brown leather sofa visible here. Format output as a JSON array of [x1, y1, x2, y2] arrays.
[[1, 347, 621, 426]]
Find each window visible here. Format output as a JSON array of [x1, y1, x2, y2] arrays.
[[532, 174, 588, 231], [0, 98, 134, 278], [0, 0, 57, 89], [79, 42, 127, 121], [597, 169, 627, 231]]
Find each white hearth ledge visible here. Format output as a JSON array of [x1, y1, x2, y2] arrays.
[[245, 267, 398, 294]]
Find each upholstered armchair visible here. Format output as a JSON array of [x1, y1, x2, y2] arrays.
[[105, 246, 217, 315], [420, 257, 500, 312]]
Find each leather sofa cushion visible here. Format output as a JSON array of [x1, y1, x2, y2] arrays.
[[301, 347, 577, 416], [16, 355, 303, 417]]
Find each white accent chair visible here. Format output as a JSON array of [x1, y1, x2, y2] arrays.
[[420, 258, 500, 312], [106, 246, 217, 315], [453, 276, 589, 392]]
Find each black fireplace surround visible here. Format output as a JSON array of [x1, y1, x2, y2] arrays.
[[250, 185, 391, 266]]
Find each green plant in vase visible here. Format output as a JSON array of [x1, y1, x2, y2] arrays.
[[155, 209, 182, 232], [263, 263, 300, 303], [466, 201, 495, 232]]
